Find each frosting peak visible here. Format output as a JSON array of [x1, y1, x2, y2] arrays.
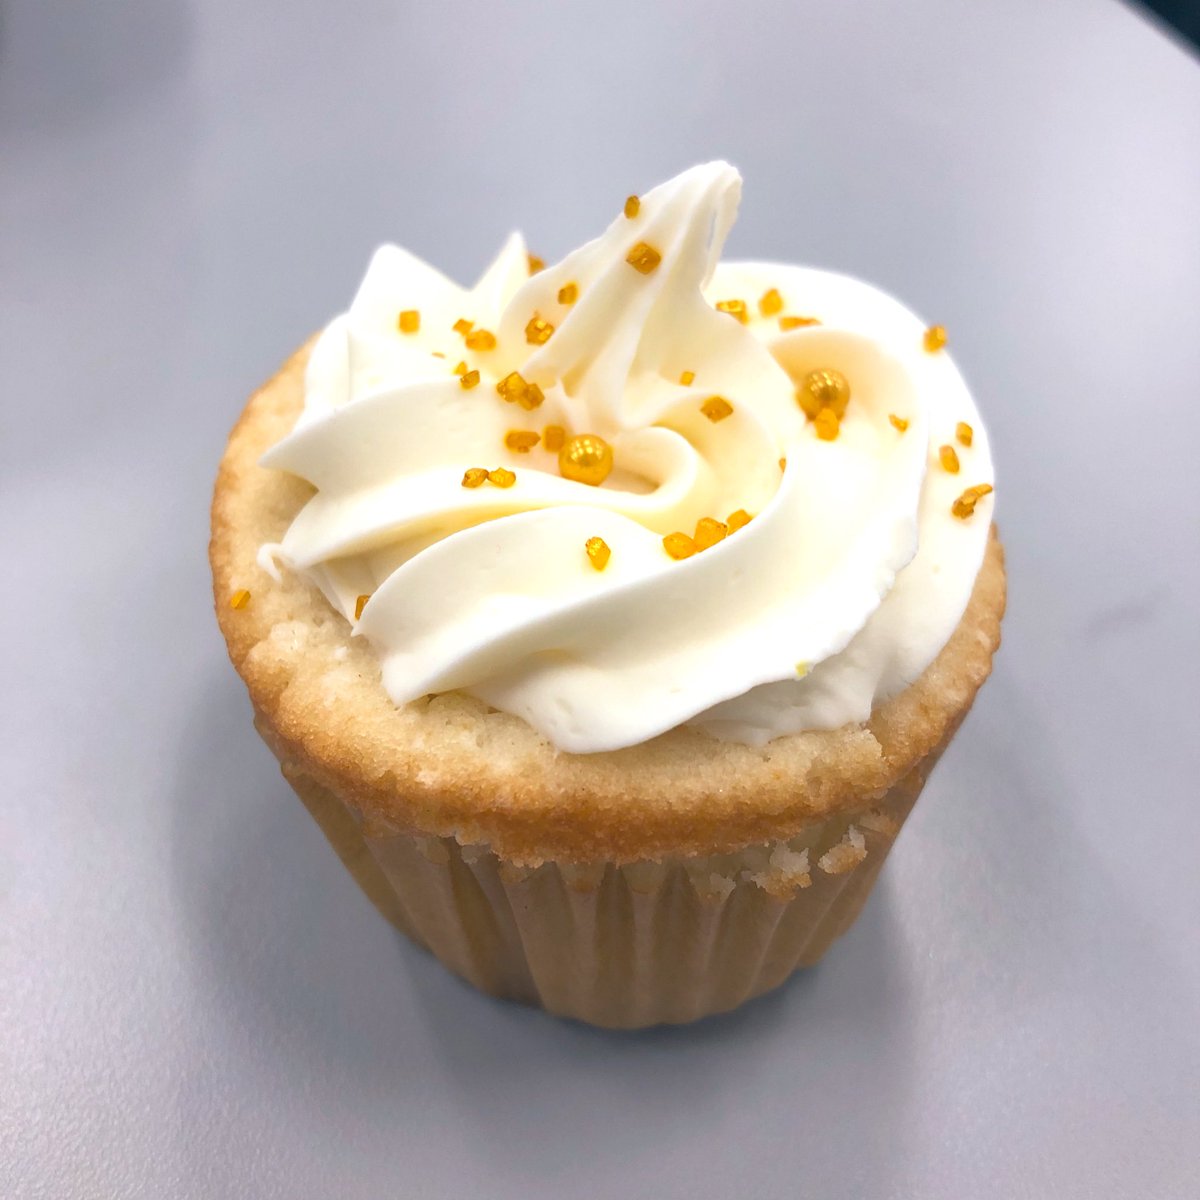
[[261, 163, 994, 753]]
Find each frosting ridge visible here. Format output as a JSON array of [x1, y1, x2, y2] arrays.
[[261, 162, 994, 752]]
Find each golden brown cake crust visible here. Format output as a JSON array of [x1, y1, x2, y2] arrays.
[[211, 341, 1006, 866]]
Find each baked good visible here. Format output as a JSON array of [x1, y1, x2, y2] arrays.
[[211, 163, 1004, 1027]]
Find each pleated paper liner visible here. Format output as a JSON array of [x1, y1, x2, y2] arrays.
[[259, 712, 946, 1029]]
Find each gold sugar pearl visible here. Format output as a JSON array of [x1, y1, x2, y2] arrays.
[[662, 532, 697, 560], [694, 517, 728, 551], [461, 467, 488, 488], [626, 242, 662, 274], [795, 662, 810, 678], [779, 315, 820, 330], [679, 370, 695, 386], [585, 536, 611, 571], [814, 409, 841, 441], [453, 318, 474, 336], [559, 433, 613, 486], [488, 467, 516, 488], [952, 483, 993, 519], [624, 195, 641, 219], [701, 395, 733, 422], [758, 288, 784, 317], [505, 429, 540, 453], [453, 360, 467, 375], [527, 253, 545, 274], [557, 282, 578, 305], [889, 414, 909, 433], [229, 588, 251, 610], [924, 324, 948, 352], [715, 299, 748, 324], [525, 314, 555, 345], [397, 309, 420, 334], [727, 508, 753, 533], [460, 369, 480, 390], [956, 421, 974, 447], [465, 328, 497, 351], [354, 594, 371, 621], [939, 444, 961, 473], [798, 367, 850, 420], [542, 424, 566, 452]]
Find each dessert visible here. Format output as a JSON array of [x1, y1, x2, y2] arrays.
[[211, 162, 1004, 1027]]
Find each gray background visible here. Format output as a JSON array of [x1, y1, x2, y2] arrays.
[[3, 1, 1198, 1196]]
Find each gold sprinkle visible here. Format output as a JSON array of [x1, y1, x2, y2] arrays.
[[715, 299, 749, 324], [924, 324, 948, 352], [679, 370, 695, 386], [585, 536, 611, 571], [779, 456, 787, 471], [889, 414, 909, 433], [488, 467, 516, 488], [465, 328, 497, 351], [542, 424, 566, 452], [727, 508, 753, 533], [795, 661, 809, 678], [626, 242, 662, 274], [758, 288, 784, 317], [525, 314, 555, 345], [460, 369, 480, 390], [624, 195, 641, 219], [354, 594, 371, 621], [505, 429, 540, 453], [952, 483, 993, 519], [431, 351, 446, 359], [694, 516, 728, 551], [662, 532, 697, 561], [559, 433, 613, 486], [939, 444, 961, 473], [453, 318, 474, 336], [518, 382, 545, 411], [229, 589, 251, 610], [453, 360, 467, 375], [557, 282, 578, 305], [496, 371, 528, 402], [495, 372, 546, 411], [814, 409, 840, 441], [956, 421, 974, 447], [528, 253, 545, 274], [701, 395, 733, 422], [461, 467, 488, 488], [797, 368, 850, 420], [397, 309, 420, 334], [779, 315, 820, 330]]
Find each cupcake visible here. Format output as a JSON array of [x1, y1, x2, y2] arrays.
[[210, 162, 1004, 1028]]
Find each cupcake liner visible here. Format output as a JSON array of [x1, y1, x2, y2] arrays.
[[257, 713, 948, 1028]]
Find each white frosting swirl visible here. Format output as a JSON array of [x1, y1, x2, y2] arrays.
[[261, 162, 994, 753]]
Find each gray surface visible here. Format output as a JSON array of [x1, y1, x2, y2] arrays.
[[2, 0, 1198, 1196]]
